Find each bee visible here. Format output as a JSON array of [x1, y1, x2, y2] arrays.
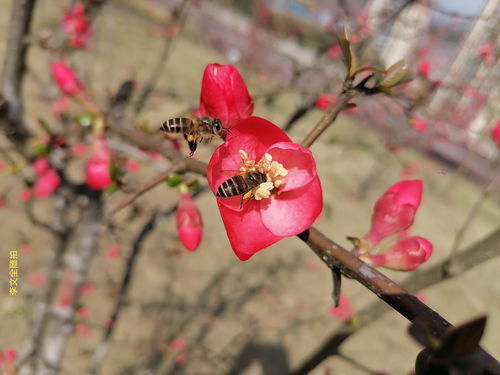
[[160, 116, 225, 156], [217, 171, 267, 208]]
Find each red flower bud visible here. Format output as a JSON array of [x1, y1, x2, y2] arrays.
[[176, 193, 203, 251], [196, 63, 253, 128], [52, 61, 83, 96], [62, 3, 92, 48], [315, 93, 336, 110], [418, 61, 430, 78], [411, 117, 428, 133], [363, 180, 423, 247], [33, 156, 50, 175], [362, 236, 432, 271], [34, 169, 61, 198], [86, 136, 113, 190], [491, 120, 500, 148]]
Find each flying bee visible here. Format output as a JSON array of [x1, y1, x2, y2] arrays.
[[160, 116, 225, 156], [217, 171, 268, 208]]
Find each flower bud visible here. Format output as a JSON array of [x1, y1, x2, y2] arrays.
[[315, 93, 336, 110], [52, 61, 83, 96], [418, 61, 430, 78], [362, 236, 433, 271], [363, 180, 423, 247], [328, 295, 355, 321], [34, 169, 61, 198], [196, 63, 253, 128], [86, 136, 113, 190], [33, 156, 50, 175], [176, 192, 202, 251], [491, 120, 500, 148]]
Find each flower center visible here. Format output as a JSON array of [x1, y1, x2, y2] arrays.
[[239, 150, 288, 201]]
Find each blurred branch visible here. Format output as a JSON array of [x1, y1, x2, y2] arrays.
[[107, 165, 181, 218], [0, 0, 37, 145], [292, 227, 500, 374], [300, 92, 354, 148], [133, 0, 191, 116], [37, 192, 102, 375], [90, 188, 207, 375]]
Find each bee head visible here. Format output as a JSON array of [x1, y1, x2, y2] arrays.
[[210, 118, 222, 134]]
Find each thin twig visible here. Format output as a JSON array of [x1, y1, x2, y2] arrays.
[[90, 188, 207, 374], [107, 166, 181, 218]]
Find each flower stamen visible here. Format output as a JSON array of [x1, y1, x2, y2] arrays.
[[239, 149, 287, 201]]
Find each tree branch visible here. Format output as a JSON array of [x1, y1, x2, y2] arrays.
[[0, 0, 37, 144], [292, 227, 500, 374]]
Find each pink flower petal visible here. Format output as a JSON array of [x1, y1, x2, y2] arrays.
[[266, 142, 317, 193], [217, 199, 282, 260], [260, 177, 322, 236]]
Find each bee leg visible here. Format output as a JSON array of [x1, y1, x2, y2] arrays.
[[239, 196, 244, 210], [184, 133, 197, 156]]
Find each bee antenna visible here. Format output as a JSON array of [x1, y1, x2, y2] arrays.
[[224, 127, 237, 138]]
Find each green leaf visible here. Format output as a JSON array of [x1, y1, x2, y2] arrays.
[[166, 173, 183, 187], [104, 183, 119, 194], [380, 60, 408, 88]]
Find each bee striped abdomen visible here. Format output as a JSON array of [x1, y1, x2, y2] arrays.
[[160, 118, 192, 133], [216, 176, 248, 197]]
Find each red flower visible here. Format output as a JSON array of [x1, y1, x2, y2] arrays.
[[362, 180, 423, 248], [106, 245, 120, 260], [62, 3, 92, 48], [34, 169, 61, 198], [176, 193, 203, 251], [207, 117, 323, 260], [491, 120, 500, 148], [361, 236, 433, 271], [315, 93, 336, 110], [29, 273, 47, 286], [196, 63, 253, 128], [52, 62, 83, 96], [86, 136, 113, 190]]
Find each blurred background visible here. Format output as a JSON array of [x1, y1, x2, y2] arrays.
[[0, 0, 499, 374]]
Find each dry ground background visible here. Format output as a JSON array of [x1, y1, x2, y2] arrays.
[[0, 1, 499, 374]]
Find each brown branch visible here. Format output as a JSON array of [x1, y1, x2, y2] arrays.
[[0, 0, 37, 144], [292, 227, 500, 375], [91, 188, 207, 374], [300, 93, 354, 148], [296, 227, 500, 373], [133, 0, 191, 116]]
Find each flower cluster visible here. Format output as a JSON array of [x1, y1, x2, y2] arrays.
[[33, 156, 61, 198], [62, 3, 92, 48], [207, 116, 323, 260], [357, 180, 433, 271]]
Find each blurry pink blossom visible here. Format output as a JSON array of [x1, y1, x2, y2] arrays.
[[62, 3, 92, 48], [411, 117, 428, 133], [327, 44, 341, 58], [490, 120, 500, 148], [328, 295, 355, 321], [175, 353, 187, 365], [72, 143, 87, 157], [171, 337, 186, 351], [418, 61, 430, 78], [33, 156, 50, 175], [57, 269, 74, 308], [126, 160, 140, 172], [80, 282, 94, 296], [315, 93, 336, 110], [34, 169, 61, 198], [76, 306, 89, 318], [29, 274, 47, 286], [52, 96, 71, 117], [86, 136, 113, 190], [52, 62, 83, 96], [76, 324, 91, 337], [106, 245, 120, 260], [19, 189, 32, 202]]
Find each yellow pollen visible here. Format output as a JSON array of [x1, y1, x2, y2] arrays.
[[238, 149, 288, 201]]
